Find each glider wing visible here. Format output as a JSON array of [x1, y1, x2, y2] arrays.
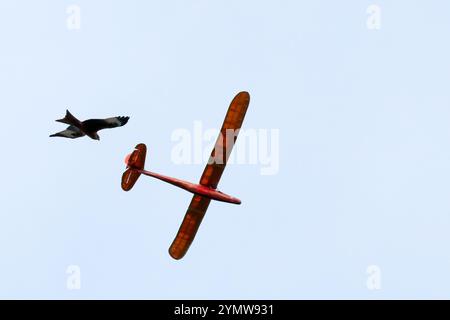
[[199, 91, 250, 189], [169, 92, 250, 259], [169, 195, 211, 260]]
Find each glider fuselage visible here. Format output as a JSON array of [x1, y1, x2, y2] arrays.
[[136, 169, 241, 205]]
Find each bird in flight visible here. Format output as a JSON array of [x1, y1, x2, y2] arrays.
[[50, 110, 130, 140]]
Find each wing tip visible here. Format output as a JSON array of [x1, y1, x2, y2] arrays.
[[231, 91, 250, 110], [236, 91, 250, 101], [168, 247, 185, 260], [118, 116, 130, 126]]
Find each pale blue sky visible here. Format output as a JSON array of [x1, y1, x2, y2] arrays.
[[1, 1, 450, 299]]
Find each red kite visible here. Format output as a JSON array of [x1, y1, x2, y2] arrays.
[[121, 91, 250, 259], [50, 110, 129, 140]]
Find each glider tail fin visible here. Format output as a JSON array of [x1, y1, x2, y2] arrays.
[[121, 144, 147, 191], [56, 110, 81, 126]]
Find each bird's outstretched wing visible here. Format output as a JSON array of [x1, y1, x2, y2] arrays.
[[82, 116, 130, 132], [49, 125, 85, 139]]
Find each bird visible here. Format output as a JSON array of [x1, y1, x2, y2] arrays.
[[50, 110, 130, 141]]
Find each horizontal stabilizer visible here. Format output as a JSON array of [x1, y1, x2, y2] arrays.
[[121, 169, 142, 191], [121, 143, 147, 191]]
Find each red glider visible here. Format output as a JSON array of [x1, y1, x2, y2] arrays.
[[121, 91, 250, 260]]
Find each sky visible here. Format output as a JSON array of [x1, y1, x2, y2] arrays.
[[1, 1, 450, 299]]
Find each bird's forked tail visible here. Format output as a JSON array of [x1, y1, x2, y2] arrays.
[[56, 110, 82, 127]]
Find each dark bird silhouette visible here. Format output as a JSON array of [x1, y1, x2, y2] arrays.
[[50, 110, 130, 140]]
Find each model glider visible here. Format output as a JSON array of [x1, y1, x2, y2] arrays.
[[50, 110, 129, 140], [121, 91, 250, 260]]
